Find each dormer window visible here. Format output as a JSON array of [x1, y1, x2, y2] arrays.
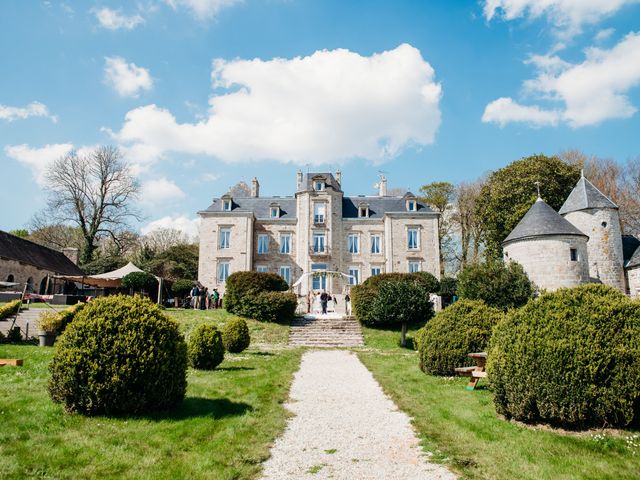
[[407, 199, 417, 212], [270, 205, 280, 218], [222, 195, 232, 211], [314, 180, 325, 191], [358, 204, 369, 218]]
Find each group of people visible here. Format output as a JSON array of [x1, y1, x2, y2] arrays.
[[307, 290, 351, 315], [189, 285, 222, 310]]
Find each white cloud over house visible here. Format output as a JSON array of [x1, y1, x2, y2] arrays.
[[140, 178, 186, 206], [94, 8, 144, 30], [0, 102, 57, 122], [164, 0, 242, 19], [104, 56, 153, 98], [482, 32, 640, 128], [112, 44, 442, 166], [4, 143, 73, 185], [141, 215, 200, 239]]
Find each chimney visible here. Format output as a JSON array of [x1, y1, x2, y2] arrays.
[[251, 177, 260, 198], [296, 170, 303, 190], [335, 170, 342, 185], [378, 175, 387, 197], [63, 247, 79, 265]]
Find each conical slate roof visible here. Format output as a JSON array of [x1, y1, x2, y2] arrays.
[[559, 175, 618, 214], [503, 198, 587, 245]]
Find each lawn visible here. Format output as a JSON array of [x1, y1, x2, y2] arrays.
[[357, 328, 640, 480], [0, 309, 300, 480]]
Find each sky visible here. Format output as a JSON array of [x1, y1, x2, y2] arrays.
[[1, 0, 640, 238]]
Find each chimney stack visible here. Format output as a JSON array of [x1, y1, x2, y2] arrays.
[[251, 177, 260, 198], [335, 170, 342, 185], [296, 170, 303, 190], [378, 175, 387, 197], [63, 247, 79, 265]]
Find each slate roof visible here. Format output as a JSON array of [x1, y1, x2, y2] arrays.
[[503, 198, 587, 245], [559, 175, 618, 214], [342, 195, 434, 218], [0, 230, 83, 275], [622, 235, 640, 266], [202, 197, 298, 219]]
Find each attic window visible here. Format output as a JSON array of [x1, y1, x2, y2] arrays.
[[222, 199, 232, 211], [358, 205, 369, 218], [314, 180, 325, 191], [270, 206, 280, 218], [407, 200, 417, 212]]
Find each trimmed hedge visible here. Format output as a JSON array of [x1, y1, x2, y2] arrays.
[[487, 284, 640, 428], [418, 299, 504, 375], [0, 300, 21, 320], [224, 271, 295, 322], [188, 324, 225, 369], [48, 295, 187, 415], [221, 316, 251, 353], [171, 279, 193, 297], [122, 271, 158, 292]]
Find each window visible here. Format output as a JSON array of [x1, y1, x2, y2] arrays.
[[358, 206, 369, 218], [314, 180, 325, 191], [347, 234, 360, 254], [348, 267, 360, 285], [312, 263, 327, 290], [371, 267, 381, 276], [408, 261, 420, 273], [279, 266, 291, 284], [570, 248, 578, 261], [313, 202, 326, 224], [371, 235, 381, 254], [219, 228, 230, 249], [217, 262, 230, 282], [223, 199, 232, 211], [6, 274, 14, 282], [280, 233, 291, 254], [270, 206, 280, 218], [256, 266, 268, 273], [408, 227, 419, 249], [258, 234, 269, 254], [407, 199, 417, 211], [313, 232, 326, 253]]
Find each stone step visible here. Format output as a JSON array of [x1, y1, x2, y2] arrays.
[[288, 314, 364, 348]]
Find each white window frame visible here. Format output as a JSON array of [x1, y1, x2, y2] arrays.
[[407, 199, 417, 212], [408, 260, 421, 273], [279, 266, 291, 284], [314, 180, 325, 191], [371, 234, 381, 254], [407, 227, 420, 250], [313, 202, 326, 224], [347, 233, 360, 254], [313, 232, 326, 253], [348, 267, 360, 285], [219, 228, 231, 249], [223, 199, 232, 211], [217, 262, 230, 282], [256, 265, 268, 273], [270, 206, 280, 218], [280, 233, 291, 254], [358, 206, 369, 218], [371, 266, 382, 277], [257, 234, 269, 254]]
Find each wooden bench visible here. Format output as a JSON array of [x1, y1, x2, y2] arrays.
[[455, 352, 487, 390], [0, 359, 23, 367]]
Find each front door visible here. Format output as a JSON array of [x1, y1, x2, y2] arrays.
[[311, 263, 327, 291]]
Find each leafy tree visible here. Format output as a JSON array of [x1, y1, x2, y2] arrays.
[[9, 229, 29, 238], [476, 154, 580, 257], [143, 243, 199, 281], [81, 255, 127, 276], [457, 260, 534, 311], [122, 271, 158, 294], [419, 181, 455, 275]]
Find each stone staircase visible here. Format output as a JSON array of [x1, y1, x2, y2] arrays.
[[289, 313, 364, 347]]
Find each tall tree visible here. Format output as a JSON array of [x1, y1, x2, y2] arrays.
[[452, 180, 485, 267], [476, 154, 580, 258], [419, 182, 455, 275], [142, 228, 191, 253], [39, 146, 140, 264]]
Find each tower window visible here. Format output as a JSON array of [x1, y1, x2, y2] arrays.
[[570, 248, 578, 262], [601, 221, 607, 228]]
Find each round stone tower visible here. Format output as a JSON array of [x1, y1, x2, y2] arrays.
[[559, 174, 626, 292], [502, 197, 590, 291]]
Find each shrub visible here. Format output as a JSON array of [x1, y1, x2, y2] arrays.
[[171, 279, 193, 298], [122, 271, 158, 293], [221, 316, 251, 353], [7, 327, 22, 343], [351, 284, 378, 326], [0, 329, 4, 341], [48, 295, 187, 415], [362, 272, 438, 292], [249, 291, 298, 323], [57, 302, 85, 333], [38, 311, 63, 333], [457, 260, 534, 310], [0, 300, 21, 320], [418, 299, 503, 375], [224, 271, 294, 322], [188, 324, 224, 369], [487, 284, 640, 429]]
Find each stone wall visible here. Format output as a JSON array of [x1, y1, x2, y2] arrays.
[[0, 258, 62, 294], [626, 267, 640, 297], [562, 208, 626, 292], [503, 235, 590, 291]]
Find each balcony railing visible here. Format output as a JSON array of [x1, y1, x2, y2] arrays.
[[309, 246, 330, 256]]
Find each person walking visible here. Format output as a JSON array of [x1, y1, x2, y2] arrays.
[[190, 285, 199, 309], [345, 293, 351, 316], [333, 295, 338, 312], [320, 291, 328, 315]]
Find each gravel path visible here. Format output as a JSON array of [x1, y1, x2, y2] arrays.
[[261, 350, 456, 480]]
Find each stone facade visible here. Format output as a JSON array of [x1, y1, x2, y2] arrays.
[[626, 266, 640, 297], [198, 172, 440, 295]]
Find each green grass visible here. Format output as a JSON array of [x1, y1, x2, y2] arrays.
[[360, 321, 425, 350], [357, 347, 640, 480], [1, 334, 301, 479]]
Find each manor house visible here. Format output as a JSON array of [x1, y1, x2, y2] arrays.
[[197, 172, 440, 297]]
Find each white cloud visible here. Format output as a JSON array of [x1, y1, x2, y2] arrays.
[[0, 102, 57, 122], [4, 143, 73, 184], [202, 173, 220, 182], [140, 178, 186, 206], [595, 27, 615, 42], [104, 56, 153, 97], [94, 7, 144, 30], [483, 0, 639, 38], [141, 215, 200, 238], [111, 44, 442, 166], [164, 0, 242, 19], [482, 32, 640, 128]]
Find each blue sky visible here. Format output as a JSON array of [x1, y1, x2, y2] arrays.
[[1, 0, 639, 237]]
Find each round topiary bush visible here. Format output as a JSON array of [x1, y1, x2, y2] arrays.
[[122, 271, 158, 293], [221, 316, 251, 353], [188, 324, 225, 369], [48, 295, 187, 415], [418, 299, 504, 375], [487, 284, 640, 428]]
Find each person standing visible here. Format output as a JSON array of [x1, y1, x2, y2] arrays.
[[345, 293, 351, 316], [200, 287, 207, 310], [190, 285, 199, 309], [320, 291, 328, 315], [213, 288, 220, 308]]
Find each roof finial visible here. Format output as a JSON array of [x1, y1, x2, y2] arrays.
[[580, 168, 584, 178], [534, 181, 541, 200]]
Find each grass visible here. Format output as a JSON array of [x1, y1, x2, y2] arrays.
[[360, 321, 424, 350], [0, 308, 300, 479], [357, 332, 640, 480]]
